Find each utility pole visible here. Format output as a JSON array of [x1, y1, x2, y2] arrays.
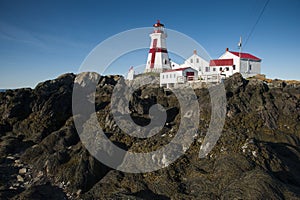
[[238, 36, 242, 71]]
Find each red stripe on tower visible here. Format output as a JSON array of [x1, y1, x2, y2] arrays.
[[150, 39, 157, 68], [149, 48, 168, 53], [149, 48, 168, 69]]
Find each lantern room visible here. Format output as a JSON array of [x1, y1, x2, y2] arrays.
[[153, 20, 165, 33]]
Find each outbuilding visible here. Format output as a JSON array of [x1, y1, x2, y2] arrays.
[[160, 67, 198, 88]]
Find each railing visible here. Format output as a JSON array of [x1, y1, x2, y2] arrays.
[[177, 76, 185, 83], [200, 74, 222, 83], [187, 76, 195, 81], [176, 76, 195, 83]]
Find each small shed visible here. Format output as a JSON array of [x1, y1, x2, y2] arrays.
[[160, 67, 198, 88]]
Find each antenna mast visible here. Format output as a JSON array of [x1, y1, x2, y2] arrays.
[[238, 36, 242, 71]]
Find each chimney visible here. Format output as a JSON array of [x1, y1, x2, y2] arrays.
[[193, 49, 197, 55], [226, 48, 229, 52]]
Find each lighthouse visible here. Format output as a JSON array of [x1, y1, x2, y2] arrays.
[[145, 20, 171, 73]]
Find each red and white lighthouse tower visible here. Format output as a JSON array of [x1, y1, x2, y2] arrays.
[[145, 20, 171, 73]]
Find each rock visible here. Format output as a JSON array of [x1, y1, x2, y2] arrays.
[[76, 189, 82, 196], [19, 168, 27, 174], [74, 72, 101, 88], [6, 156, 15, 160], [13, 183, 20, 187], [12, 183, 67, 200], [17, 175, 24, 182], [9, 186, 17, 190]]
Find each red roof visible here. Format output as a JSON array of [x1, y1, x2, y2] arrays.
[[163, 67, 191, 72], [210, 59, 233, 66], [229, 51, 261, 61]]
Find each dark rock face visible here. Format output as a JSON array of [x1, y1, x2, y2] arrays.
[[12, 183, 67, 200], [0, 72, 300, 199]]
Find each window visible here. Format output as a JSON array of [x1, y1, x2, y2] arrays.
[[249, 64, 252, 71], [190, 59, 193, 63], [219, 67, 223, 71], [213, 68, 216, 72], [173, 74, 176, 78], [166, 75, 168, 78], [226, 67, 229, 71], [196, 58, 199, 63], [233, 65, 236, 70], [205, 67, 210, 72], [164, 59, 167, 64], [162, 75, 164, 79]]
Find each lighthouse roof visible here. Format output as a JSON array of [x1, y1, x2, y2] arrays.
[[153, 20, 164, 27]]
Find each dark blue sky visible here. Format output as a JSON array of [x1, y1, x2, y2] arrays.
[[0, 0, 299, 88]]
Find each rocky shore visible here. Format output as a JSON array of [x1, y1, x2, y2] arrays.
[[0, 73, 299, 199]]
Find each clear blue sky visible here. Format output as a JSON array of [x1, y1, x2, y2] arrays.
[[0, 0, 299, 88]]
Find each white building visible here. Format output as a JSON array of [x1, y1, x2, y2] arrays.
[[171, 50, 209, 76], [206, 48, 261, 78], [145, 20, 171, 73], [160, 67, 198, 88]]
